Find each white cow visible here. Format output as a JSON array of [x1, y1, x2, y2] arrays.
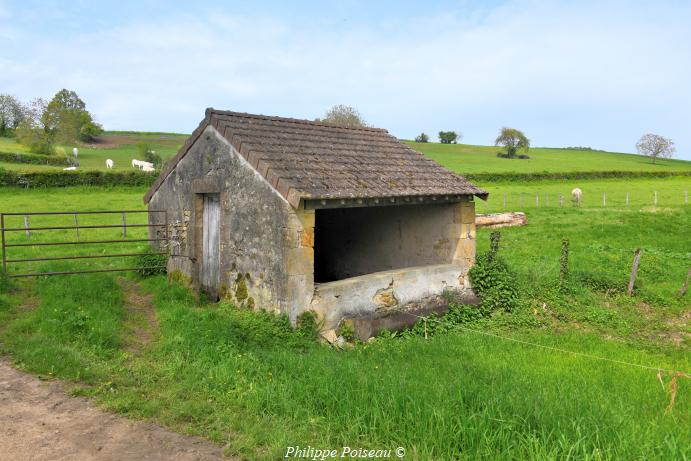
[[106, 159, 114, 169], [63, 166, 77, 171], [132, 159, 143, 169], [142, 164, 156, 172], [571, 188, 582, 207], [139, 161, 154, 169]]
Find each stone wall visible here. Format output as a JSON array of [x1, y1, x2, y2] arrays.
[[148, 126, 296, 313]]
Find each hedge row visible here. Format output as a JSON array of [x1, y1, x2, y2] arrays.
[[0, 169, 157, 188], [465, 170, 691, 183], [0, 167, 688, 189], [0, 151, 69, 166]]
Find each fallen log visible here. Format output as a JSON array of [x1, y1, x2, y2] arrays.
[[475, 212, 527, 228]]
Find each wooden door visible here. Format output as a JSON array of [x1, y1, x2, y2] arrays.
[[201, 194, 220, 299]]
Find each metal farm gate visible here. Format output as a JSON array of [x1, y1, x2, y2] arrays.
[[1, 210, 168, 278]]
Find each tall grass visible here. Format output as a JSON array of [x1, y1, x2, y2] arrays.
[[0, 185, 689, 460]]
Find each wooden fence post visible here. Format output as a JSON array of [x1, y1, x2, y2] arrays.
[[520, 192, 524, 208], [627, 248, 642, 296], [559, 194, 563, 207], [23, 215, 30, 236], [679, 269, 690, 297], [535, 192, 539, 207], [626, 192, 629, 208], [603, 192, 606, 208], [560, 238, 569, 284], [654, 191, 658, 206], [122, 212, 127, 238]]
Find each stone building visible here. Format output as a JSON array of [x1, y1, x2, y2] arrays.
[[145, 109, 487, 339]]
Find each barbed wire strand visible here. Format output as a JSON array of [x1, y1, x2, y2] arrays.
[[384, 305, 690, 376]]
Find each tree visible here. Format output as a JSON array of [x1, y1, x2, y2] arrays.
[[494, 127, 530, 158], [16, 98, 54, 154], [635, 133, 675, 164], [43, 89, 103, 143], [414, 133, 429, 143], [316, 105, 367, 128], [438, 131, 459, 144], [0, 94, 26, 137]]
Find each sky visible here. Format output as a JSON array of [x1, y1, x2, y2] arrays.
[[1, 0, 690, 159]]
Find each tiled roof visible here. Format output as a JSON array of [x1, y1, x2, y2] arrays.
[[144, 109, 488, 207]]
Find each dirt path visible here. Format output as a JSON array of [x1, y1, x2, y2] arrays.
[[0, 358, 228, 461], [117, 277, 158, 353]]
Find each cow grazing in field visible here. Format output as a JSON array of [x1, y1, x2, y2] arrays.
[[139, 161, 154, 170], [63, 166, 77, 171], [571, 188, 582, 207], [142, 164, 155, 172], [106, 159, 114, 169]]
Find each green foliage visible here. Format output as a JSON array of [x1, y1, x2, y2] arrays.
[[469, 252, 521, 313], [0, 170, 156, 187], [0, 271, 14, 293], [438, 130, 459, 144], [0, 151, 69, 166], [495, 127, 530, 158], [0, 94, 25, 137], [489, 231, 501, 262], [145, 150, 162, 169], [134, 251, 168, 277], [295, 310, 320, 339], [560, 237, 570, 284], [336, 321, 356, 342], [44, 89, 103, 143], [414, 132, 429, 143]]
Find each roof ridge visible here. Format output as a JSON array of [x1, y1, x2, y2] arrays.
[[206, 108, 388, 134]]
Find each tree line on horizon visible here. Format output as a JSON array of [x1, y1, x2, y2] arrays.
[[316, 105, 677, 164]]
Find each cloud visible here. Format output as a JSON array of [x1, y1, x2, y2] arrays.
[[1, 0, 690, 158]]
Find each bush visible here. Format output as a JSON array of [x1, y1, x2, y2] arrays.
[[0, 151, 69, 166], [414, 133, 429, 143], [134, 251, 168, 277], [469, 252, 520, 313], [0, 170, 156, 188], [438, 131, 460, 144], [296, 311, 321, 339], [144, 150, 162, 169]]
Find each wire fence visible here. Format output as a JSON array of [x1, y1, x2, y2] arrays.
[[478, 189, 689, 213]]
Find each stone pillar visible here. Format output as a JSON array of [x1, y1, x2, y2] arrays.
[[283, 206, 315, 323], [452, 200, 476, 267]]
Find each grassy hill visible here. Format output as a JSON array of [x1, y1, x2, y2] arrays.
[[1, 133, 690, 176], [0, 132, 187, 172], [406, 141, 691, 174]]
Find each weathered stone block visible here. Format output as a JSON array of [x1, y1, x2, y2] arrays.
[[286, 247, 314, 276], [460, 223, 476, 239]]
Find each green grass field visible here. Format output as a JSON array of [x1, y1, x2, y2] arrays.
[[2, 134, 690, 176], [0, 185, 688, 460], [0, 132, 187, 172], [406, 141, 691, 174]]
